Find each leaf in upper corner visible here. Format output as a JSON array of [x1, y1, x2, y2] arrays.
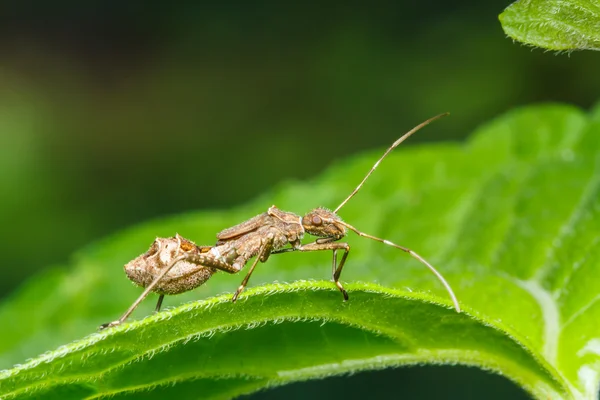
[[0, 103, 599, 399], [499, 0, 600, 51]]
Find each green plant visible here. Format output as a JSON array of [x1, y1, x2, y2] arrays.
[[0, 104, 599, 399], [500, 0, 600, 51]]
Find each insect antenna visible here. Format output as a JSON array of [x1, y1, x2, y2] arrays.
[[334, 112, 449, 213], [338, 220, 460, 312]]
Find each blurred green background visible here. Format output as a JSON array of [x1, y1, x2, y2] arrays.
[[1, 1, 598, 399]]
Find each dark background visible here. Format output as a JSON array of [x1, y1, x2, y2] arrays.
[[1, 2, 598, 399]]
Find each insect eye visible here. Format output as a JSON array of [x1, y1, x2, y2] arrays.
[[312, 216, 322, 225]]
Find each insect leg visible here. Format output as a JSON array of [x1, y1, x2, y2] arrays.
[[231, 234, 276, 302], [332, 249, 337, 276], [100, 248, 189, 330], [270, 248, 295, 255], [293, 241, 350, 301], [154, 294, 165, 313], [187, 252, 242, 274]]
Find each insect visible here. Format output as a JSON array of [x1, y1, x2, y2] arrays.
[[100, 113, 460, 329]]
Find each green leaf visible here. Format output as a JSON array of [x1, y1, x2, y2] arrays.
[[499, 0, 600, 51], [1, 103, 599, 399]]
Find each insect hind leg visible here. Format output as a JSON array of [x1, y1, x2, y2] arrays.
[[154, 294, 165, 313]]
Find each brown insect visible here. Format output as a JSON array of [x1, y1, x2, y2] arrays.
[[100, 113, 460, 329]]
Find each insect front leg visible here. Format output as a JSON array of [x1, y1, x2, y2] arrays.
[[270, 239, 351, 300], [295, 240, 351, 301]]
